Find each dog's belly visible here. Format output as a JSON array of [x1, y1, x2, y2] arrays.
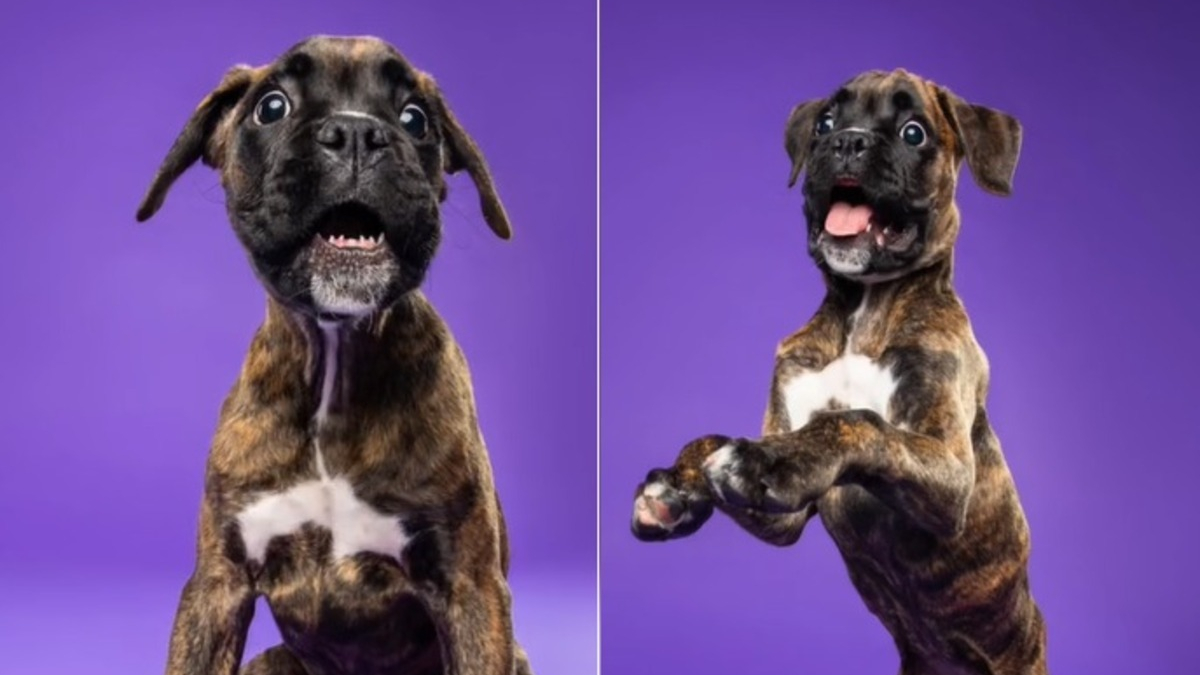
[[263, 550, 441, 675], [819, 476, 1041, 672], [237, 474, 441, 673], [781, 351, 898, 429]]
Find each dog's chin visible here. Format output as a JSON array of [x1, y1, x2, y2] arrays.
[[816, 227, 921, 281]]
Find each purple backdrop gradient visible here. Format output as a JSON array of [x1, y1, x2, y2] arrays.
[[601, 1, 1199, 673], [0, 1, 596, 673]]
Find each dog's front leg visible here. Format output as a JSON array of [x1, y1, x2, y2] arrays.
[[704, 409, 975, 538], [164, 501, 255, 675], [632, 435, 817, 546]]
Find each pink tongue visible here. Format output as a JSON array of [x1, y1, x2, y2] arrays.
[[824, 202, 873, 237]]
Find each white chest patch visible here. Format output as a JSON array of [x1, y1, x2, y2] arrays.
[[781, 352, 898, 431], [235, 320, 408, 564], [236, 477, 410, 563]]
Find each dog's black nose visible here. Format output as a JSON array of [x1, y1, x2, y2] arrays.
[[315, 114, 391, 162], [832, 130, 874, 161]]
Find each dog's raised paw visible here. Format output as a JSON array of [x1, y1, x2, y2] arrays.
[[631, 469, 712, 541]]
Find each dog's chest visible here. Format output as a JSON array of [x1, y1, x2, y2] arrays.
[[781, 351, 897, 430], [235, 323, 408, 565], [236, 475, 408, 564], [780, 295, 897, 430]]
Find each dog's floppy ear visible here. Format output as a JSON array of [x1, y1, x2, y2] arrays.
[[935, 86, 1023, 196], [135, 65, 257, 222], [418, 73, 513, 240], [784, 99, 826, 188]]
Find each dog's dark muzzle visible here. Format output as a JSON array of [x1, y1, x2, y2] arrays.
[[829, 129, 877, 176], [316, 113, 394, 169]]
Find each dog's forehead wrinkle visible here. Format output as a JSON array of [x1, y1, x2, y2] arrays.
[[861, 89, 882, 117]]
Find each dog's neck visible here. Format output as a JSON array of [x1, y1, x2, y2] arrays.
[[257, 293, 442, 425], [823, 254, 955, 320]]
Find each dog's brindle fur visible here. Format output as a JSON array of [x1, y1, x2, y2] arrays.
[[138, 36, 531, 675], [631, 70, 1046, 674]]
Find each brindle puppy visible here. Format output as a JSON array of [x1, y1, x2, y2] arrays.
[[138, 36, 532, 675], [631, 69, 1046, 675]]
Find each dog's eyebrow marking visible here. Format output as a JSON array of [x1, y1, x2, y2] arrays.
[[380, 58, 415, 87], [892, 90, 915, 111], [283, 52, 315, 78], [833, 88, 854, 104]]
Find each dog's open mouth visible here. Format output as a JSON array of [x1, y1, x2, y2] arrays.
[[823, 181, 916, 250], [313, 203, 387, 252]]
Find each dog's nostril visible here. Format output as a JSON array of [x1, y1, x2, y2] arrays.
[[316, 123, 347, 150], [834, 132, 872, 160], [365, 127, 389, 151]]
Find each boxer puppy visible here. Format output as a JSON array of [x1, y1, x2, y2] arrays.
[[137, 35, 531, 675], [631, 69, 1046, 674]]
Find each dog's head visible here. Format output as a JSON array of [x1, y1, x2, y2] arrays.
[[137, 35, 511, 319], [784, 69, 1021, 282]]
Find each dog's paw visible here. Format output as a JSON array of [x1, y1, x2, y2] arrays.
[[702, 441, 795, 513], [631, 469, 713, 542]]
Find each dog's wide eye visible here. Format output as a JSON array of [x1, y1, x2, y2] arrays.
[[400, 103, 428, 139], [900, 120, 927, 147], [254, 91, 291, 125], [815, 113, 835, 136]]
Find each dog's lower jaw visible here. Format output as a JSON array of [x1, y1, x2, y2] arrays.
[[310, 262, 401, 319], [820, 240, 872, 277], [311, 286, 378, 318]]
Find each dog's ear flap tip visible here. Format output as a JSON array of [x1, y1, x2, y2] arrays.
[[489, 214, 514, 241], [135, 198, 158, 223], [787, 161, 804, 188], [977, 175, 1014, 198]]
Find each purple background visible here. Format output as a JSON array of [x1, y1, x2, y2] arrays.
[[0, 1, 595, 673], [601, 1, 1199, 673]]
